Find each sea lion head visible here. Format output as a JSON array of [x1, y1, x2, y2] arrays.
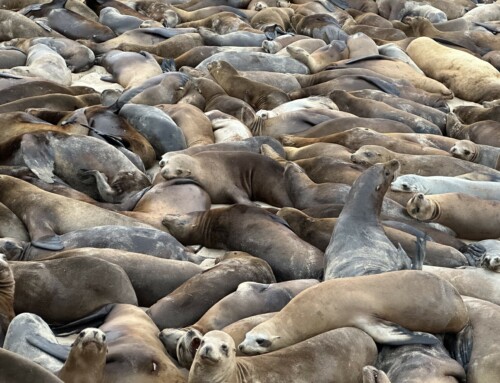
[[207, 60, 237, 80], [481, 252, 500, 273], [238, 330, 280, 355], [450, 140, 477, 162], [262, 39, 280, 54], [350, 145, 395, 167], [0, 238, 26, 261], [160, 154, 195, 181], [406, 193, 435, 221], [195, 331, 235, 365], [0, 253, 12, 281], [391, 174, 424, 193], [72, 328, 107, 355], [380, 159, 400, 185]]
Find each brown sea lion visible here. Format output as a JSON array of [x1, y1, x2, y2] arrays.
[[147, 251, 276, 329], [450, 140, 500, 170], [0, 348, 63, 383], [239, 270, 468, 354], [0, 255, 15, 345], [189, 329, 377, 383], [0, 202, 29, 241], [454, 105, 500, 124], [406, 193, 500, 240], [162, 204, 324, 281], [208, 60, 290, 111], [160, 151, 292, 207], [446, 115, 500, 148]]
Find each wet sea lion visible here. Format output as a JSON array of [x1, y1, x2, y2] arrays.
[[324, 160, 415, 279], [147, 251, 276, 329], [239, 270, 468, 354], [189, 329, 377, 383], [406, 193, 500, 240], [162, 204, 324, 281], [160, 151, 292, 207]]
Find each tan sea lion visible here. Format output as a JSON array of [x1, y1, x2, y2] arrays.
[[407, 193, 500, 240], [446, 115, 500, 148], [239, 270, 468, 354], [351, 145, 500, 178], [406, 37, 500, 103], [189, 329, 377, 383], [450, 139, 500, 170], [454, 105, 500, 124]]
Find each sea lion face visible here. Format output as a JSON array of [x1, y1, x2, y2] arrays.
[[72, 328, 107, 355], [176, 328, 203, 368], [350, 145, 394, 166], [195, 331, 234, 365], [0, 254, 11, 280], [406, 193, 434, 221], [481, 252, 500, 273], [160, 154, 194, 180], [238, 331, 279, 355], [391, 175, 423, 193], [0, 238, 25, 260], [450, 141, 476, 162], [110, 171, 151, 200], [207, 60, 237, 80]]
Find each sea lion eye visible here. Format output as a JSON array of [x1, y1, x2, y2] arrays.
[[176, 169, 183, 175], [79, 332, 85, 338], [365, 152, 373, 158], [464, 150, 470, 155], [385, 171, 390, 176], [256, 338, 271, 347], [102, 334, 106, 341], [221, 344, 228, 352], [402, 184, 409, 190]]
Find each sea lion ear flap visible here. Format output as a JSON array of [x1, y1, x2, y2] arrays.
[[20, 133, 56, 184], [389, 160, 400, 172]]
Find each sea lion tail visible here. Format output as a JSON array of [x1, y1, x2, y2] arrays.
[[459, 243, 486, 267]]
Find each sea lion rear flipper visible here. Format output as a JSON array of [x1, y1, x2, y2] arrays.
[[460, 243, 486, 267], [358, 317, 439, 346], [27, 334, 70, 362], [445, 324, 473, 370], [32, 235, 64, 251], [50, 303, 116, 336], [161, 58, 176, 72], [20, 133, 56, 184]]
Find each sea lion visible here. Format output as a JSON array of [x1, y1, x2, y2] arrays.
[[278, 207, 468, 268], [156, 103, 215, 147], [454, 105, 500, 125], [329, 90, 443, 135], [475, 240, 500, 272], [162, 204, 324, 281], [57, 328, 107, 383], [0, 10, 62, 40], [0, 348, 63, 383], [406, 37, 500, 103], [391, 174, 500, 201], [198, 27, 266, 47], [147, 251, 276, 329], [0, 175, 156, 248], [239, 270, 468, 354], [41, 247, 203, 307], [459, 297, 500, 383], [260, 96, 338, 116], [99, 7, 162, 35], [0, 93, 101, 114], [291, 13, 348, 43], [351, 145, 500, 178], [118, 104, 187, 158], [284, 142, 352, 162], [376, 0, 447, 22], [11, 255, 137, 323], [208, 60, 290, 111], [250, 6, 294, 31], [189, 329, 377, 383], [99, 50, 163, 88], [286, 41, 349, 73], [166, 279, 319, 368], [209, 112, 253, 142], [423, 266, 500, 306], [450, 139, 500, 170], [160, 151, 292, 207], [446, 115, 500, 148], [324, 160, 416, 279], [406, 193, 500, 240], [375, 342, 466, 383], [0, 44, 71, 86], [7, 131, 151, 204], [0, 255, 14, 345], [281, 127, 449, 155]]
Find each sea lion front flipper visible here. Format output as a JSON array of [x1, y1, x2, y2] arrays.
[[27, 334, 70, 362], [362, 366, 392, 383], [50, 303, 116, 336], [0, 73, 23, 79], [445, 324, 473, 370], [460, 243, 486, 267], [357, 317, 439, 346], [20, 133, 56, 184], [410, 234, 426, 270], [161, 58, 176, 72], [32, 235, 64, 251], [100, 75, 115, 83], [34, 19, 53, 32]]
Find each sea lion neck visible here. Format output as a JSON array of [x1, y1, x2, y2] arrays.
[[428, 199, 441, 221]]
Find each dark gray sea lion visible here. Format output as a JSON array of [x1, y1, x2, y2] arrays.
[[162, 204, 324, 281], [239, 271, 468, 354], [0, 47, 27, 69], [147, 251, 276, 329], [8, 131, 151, 204], [160, 151, 292, 207], [324, 160, 416, 279], [454, 105, 500, 124], [0, 225, 197, 262], [11, 256, 137, 323], [119, 104, 187, 157]]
